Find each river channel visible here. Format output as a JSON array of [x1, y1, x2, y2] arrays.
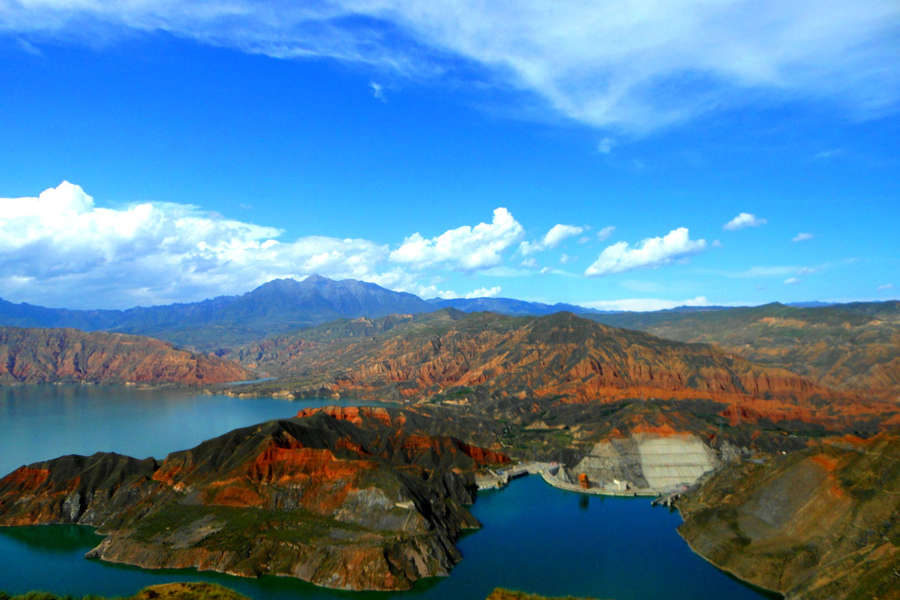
[[0, 385, 775, 599]]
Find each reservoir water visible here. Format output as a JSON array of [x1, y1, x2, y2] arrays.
[[0, 385, 775, 600]]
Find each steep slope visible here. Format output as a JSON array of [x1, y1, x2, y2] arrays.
[[0, 327, 252, 385], [0, 407, 508, 591], [227, 310, 895, 431], [678, 431, 900, 600], [590, 301, 900, 400]]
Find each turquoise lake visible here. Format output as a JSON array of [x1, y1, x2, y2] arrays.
[[0, 385, 777, 599]]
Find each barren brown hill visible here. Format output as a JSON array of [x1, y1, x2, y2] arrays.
[[0, 406, 508, 591], [590, 301, 900, 400], [228, 310, 895, 429], [678, 430, 900, 600], [0, 327, 253, 385]]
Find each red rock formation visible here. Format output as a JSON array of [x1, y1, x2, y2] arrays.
[[295, 406, 402, 427], [0, 327, 253, 385], [0, 408, 505, 591]]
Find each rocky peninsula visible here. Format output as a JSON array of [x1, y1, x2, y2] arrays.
[[0, 406, 508, 591]]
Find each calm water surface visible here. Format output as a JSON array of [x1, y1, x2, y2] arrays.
[[0, 385, 774, 600]]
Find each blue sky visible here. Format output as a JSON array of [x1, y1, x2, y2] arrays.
[[0, 1, 898, 310]]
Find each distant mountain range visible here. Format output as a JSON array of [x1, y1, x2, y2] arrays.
[[0, 275, 435, 351], [2, 275, 887, 397]]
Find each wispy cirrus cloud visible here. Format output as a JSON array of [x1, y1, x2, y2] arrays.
[[596, 226, 616, 241], [3, 1, 898, 131], [585, 227, 706, 276], [793, 232, 814, 242]]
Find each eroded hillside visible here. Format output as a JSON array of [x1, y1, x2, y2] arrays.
[[0, 327, 253, 385]]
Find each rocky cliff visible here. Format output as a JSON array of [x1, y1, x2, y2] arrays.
[[678, 431, 900, 599], [0, 327, 253, 385], [0, 407, 508, 591]]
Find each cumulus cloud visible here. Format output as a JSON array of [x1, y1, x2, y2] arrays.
[[520, 223, 584, 255], [465, 286, 502, 299], [792, 232, 814, 242], [723, 212, 766, 231], [1, 184, 530, 307], [543, 224, 584, 248], [0, 182, 486, 308], [585, 227, 706, 276], [3, 1, 897, 131], [582, 296, 710, 312], [389, 207, 524, 271]]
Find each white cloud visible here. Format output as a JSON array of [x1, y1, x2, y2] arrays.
[[519, 223, 584, 255], [582, 296, 710, 312], [792, 232, 814, 242], [784, 277, 800, 284], [713, 265, 799, 278], [542, 224, 584, 248], [0, 183, 521, 308], [878, 283, 894, 290], [3, 1, 897, 131], [370, 81, 385, 101], [389, 207, 524, 271], [723, 212, 767, 231], [465, 286, 502, 299], [597, 137, 616, 154], [521, 257, 538, 268], [596, 225, 615, 241], [585, 227, 706, 276], [518, 240, 542, 256]]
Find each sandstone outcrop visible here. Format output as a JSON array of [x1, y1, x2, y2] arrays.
[[0, 407, 508, 591], [0, 327, 253, 385]]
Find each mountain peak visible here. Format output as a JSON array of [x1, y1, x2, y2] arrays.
[[301, 274, 332, 285]]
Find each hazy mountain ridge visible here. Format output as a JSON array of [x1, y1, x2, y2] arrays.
[[0, 276, 435, 351]]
